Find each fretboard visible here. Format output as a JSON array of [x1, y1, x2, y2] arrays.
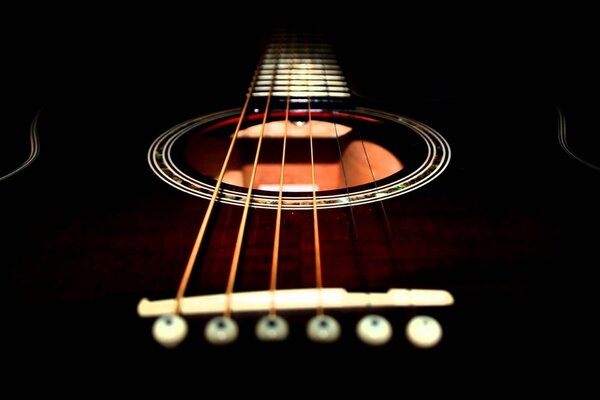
[[251, 32, 351, 104]]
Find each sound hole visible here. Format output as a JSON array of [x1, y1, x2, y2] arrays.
[[183, 120, 403, 192], [149, 108, 450, 209]]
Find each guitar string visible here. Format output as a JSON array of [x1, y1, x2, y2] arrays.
[[308, 96, 325, 316], [298, 32, 326, 316], [314, 32, 404, 294], [322, 33, 400, 281], [222, 41, 280, 318], [323, 34, 387, 294], [317, 31, 399, 303], [268, 95, 290, 316], [357, 132, 397, 253], [354, 125, 408, 296], [326, 63, 367, 289], [268, 34, 294, 316], [172, 60, 261, 315], [319, 32, 402, 300]]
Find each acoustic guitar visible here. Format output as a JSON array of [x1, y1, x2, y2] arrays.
[[3, 24, 599, 385]]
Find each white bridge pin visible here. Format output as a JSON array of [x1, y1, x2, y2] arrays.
[[405, 315, 443, 349], [356, 314, 393, 345], [255, 315, 289, 342], [306, 315, 341, 343], [204, 316, 239, 345], [152, 314, 188, 349]]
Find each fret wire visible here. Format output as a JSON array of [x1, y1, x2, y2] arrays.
[[265, 44, 333, 49], [254, 85, 349, 92], [267, 50, 332, 55], [255, 79, 346, 86], [264, 53, 335, 59], [260, 64, 341, 70], [257, 74, 345, 80], [259, 67, 342, 73], [266, 44, 332, 48], [253, 91, 351, 98]]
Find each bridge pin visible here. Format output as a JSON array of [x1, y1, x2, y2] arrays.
[[204, 316, 239, 345], [356, 314, 393, 346], [152, 314, 188, 349]]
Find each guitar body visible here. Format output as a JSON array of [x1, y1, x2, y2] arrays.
[[3, 21, 599, 387]]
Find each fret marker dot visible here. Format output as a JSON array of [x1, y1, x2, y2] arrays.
[[307, 315, 340, 343], [356, 315, 392, 346], [205, 316, 239, 345], [152, 314, 188, 349], [256, 315, 289, 342], [405, 315, 443, 349]]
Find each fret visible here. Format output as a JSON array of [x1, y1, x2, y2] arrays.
[[255, 80, 347, 86], [262, 56, 337, 63], [257, 73, 346, 81], [263, 49, 335, 60], [258, 68, 344, 75], [265, 44, 333, 51], [259, 66, 340, 74], [253, 91, 350, 98], [260, 63, 341, 70], [253, 85, 349, 93], [251, 34, 351, 101]]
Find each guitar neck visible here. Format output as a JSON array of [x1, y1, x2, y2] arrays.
[[251, 32, 352, 110]]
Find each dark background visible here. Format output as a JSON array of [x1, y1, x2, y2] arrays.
[[2, 4, 599, 391], [6, 4, 599, 115]]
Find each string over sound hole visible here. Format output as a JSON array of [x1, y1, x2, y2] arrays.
[[148, 108, 450, 210]]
